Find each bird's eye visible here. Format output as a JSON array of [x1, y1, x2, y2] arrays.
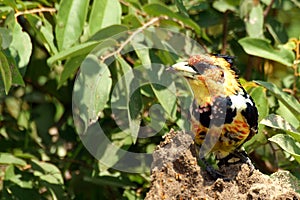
[[220, 71, 224, 78]]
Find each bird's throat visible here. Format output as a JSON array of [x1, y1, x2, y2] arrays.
[[187, 79, 213, 107]]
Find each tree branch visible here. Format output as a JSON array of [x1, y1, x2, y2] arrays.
[[15, 7, 56, 18], [263, 0, 275, 18], [221, 10, 230, 55], [100, 17, 162, 62]]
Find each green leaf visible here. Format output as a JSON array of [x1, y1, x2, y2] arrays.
[[277, 101, 299, 130], [115, 55, 131, 74], [249, 86, 269, 121], [122, 14, 143, 29], [265, 19, 288, 44], [175, 0, 189, 17], [245, 4, 264, 38], [269, 134, 300, 163], [128, 88, 142, 143], [8, 20, 32, 70], [2, 0, 17, 9], [97, 130, 133, 172], [148, 67, 177, 120], [88, 0, 122, 37], [143, 3, 201, 34], [89, 25, 128, 42], [55, 0, 89, 50], [0, 50, 12, 94], [0, 27, 12, 49], [50, 29, 122, 66], [111, 56, 141, 143], [132, 42, 151, 66], [0, 153, 26, 166], [246, 85, 269, 144], [4, 165, 33, 189], [41, 17, 58, 54], [84, 175, 136, 188], [213, 0, 239, 12], [25, 14, 58, 55], [31, 159, 64, 185], [73, 55, 112, 132], [238, 37, 295, 66], [255, 80, 300, 120], [58, 55, 85, 87], [261, 114, 300, 142], [239, 0, 253, 18], [47, 41, 99, 66], [152, 84, 177, 120], [9, 58, 25, 86]]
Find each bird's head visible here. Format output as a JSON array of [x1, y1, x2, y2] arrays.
[[169, 54, 241, 103]]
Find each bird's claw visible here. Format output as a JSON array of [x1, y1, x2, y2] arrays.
[[200, 157, 231, 181]]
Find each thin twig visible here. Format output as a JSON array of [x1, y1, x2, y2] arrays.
[[292, 40, 300, 97], [100, 17, 161, 62], [221, 10, 230, 55], [15, 7, 56, 18], [268, 140, 279, 171], [263, 0, 275, 18], [118, 0, 147, 17]]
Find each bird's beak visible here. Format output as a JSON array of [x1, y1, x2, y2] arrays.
[[167, 62, 197, 78]]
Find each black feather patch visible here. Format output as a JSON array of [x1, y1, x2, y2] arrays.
[[192, 96, 237, 128], [213, 54, 240, 75]]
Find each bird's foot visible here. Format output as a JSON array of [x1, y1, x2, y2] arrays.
[[232, 150, 255, 175], [200, 157, 231, 181], [218, 150, 255, 176]]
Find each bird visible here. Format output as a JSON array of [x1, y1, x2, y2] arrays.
[[169, 54, 259, 180]]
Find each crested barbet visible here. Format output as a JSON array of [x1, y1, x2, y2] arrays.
[[170, 54, 259, 180]]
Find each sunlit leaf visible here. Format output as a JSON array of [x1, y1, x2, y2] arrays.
[[25, 14, 58, 55], [277, 101, 300, 130], [245, 4, 264, 38], [0, 153, 26, 166], [269, 134, 300, 163], [239, 37, 295, 66], [213, 0, 239, 12], [89, 25, 128, 41], [4, 165, 33, 189], [8, 19, 32, 70], [55, 0, 89, 50], [143, 3, 201, 34], [261, 114, 300, 142], [255, 80, 300, 120], [39, 17, 58, 53], [47, 41, 99, 66], [88, 0, 121, 37], [49, 26, 126, 65], [31, 159, 64, 185]]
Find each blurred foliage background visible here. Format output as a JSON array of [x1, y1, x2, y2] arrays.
[[0, 0, 300, 199]]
